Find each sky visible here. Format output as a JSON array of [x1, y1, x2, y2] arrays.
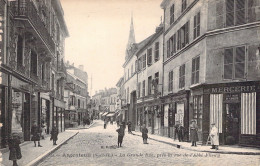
[[60, 0, 163, 96]]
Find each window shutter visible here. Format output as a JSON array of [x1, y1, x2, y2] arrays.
[[197, 12, 200, 37], [193, 15, 197, 39], [192, 58, 196, 84], [236, 0, 246, 25], [216, 0, 224, 29], [226, 0, 235, 27], [235, 46, 245, 78], [185, 21, 189, 45], [196, 57, 200, 83], [224, 48, 233, 79], [167, 40, 170, 58], [173, 34, 176, 53]]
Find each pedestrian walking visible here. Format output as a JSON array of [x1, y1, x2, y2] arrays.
[[142, 124, 148, 144], [31, 121, 42, 147], [127, 121, 132, 134], [177, 125, 184, 142], [116, 124, 125, 147], [50, 125, 59, 145], [190, 120, 198, 147], [8, 133, 22, 166], [210, 123, 219, 150]]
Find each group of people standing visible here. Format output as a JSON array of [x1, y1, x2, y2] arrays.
[[8, 121, 59, 166], [115, 121, 149, 148]]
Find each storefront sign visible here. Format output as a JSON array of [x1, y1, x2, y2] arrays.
[[205, 85, 256, 94], [224, 93, 240, 103], [11, 76, 32, 92]]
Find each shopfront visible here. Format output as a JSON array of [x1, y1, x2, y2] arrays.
[[193, 81, 260, 146], [161, 91, 190, 140]]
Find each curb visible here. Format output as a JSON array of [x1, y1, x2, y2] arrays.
[[66, 122, 96, 130], [25, 131, 79, 166], [132, 133, 260, 155]]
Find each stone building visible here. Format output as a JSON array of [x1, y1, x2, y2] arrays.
[[160, 0, 260, 146], [0, 0, 69, 148], [64, 63, 88, 128]]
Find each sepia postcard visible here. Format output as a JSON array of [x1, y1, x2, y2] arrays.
[[0, 0, 260, 165]]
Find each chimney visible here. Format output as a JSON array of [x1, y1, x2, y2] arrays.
[[79, 65, 84, 71]]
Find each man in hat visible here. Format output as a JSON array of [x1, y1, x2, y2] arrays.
[[189, 119, 198, 146], [116, 124, 125, 147], [210, 123, 219, 150]]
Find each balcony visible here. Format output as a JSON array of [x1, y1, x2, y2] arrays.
[[57, 60, 66, 79], [11, 0, 55, 54]]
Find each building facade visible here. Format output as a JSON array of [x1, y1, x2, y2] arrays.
[[64, 63, 88, 128], [0, 0, 69, 148], [161, 0, 260, 146]]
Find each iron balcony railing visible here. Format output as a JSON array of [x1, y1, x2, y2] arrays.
[[11, 0, 55, 54]]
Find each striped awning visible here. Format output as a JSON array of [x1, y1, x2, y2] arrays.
[[106, 112, 116, 117], [210, 94, 223, 133]]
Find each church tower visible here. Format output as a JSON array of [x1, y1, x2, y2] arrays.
[[125, 14, 136, 60]]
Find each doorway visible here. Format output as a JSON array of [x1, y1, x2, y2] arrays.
[[224, 103, 240, 144]]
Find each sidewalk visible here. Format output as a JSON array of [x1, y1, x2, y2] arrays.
[[1, 130, 79, 166], [132, 131, 260, 155]]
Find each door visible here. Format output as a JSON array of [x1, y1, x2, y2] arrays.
[[225, 103, 240, 144]]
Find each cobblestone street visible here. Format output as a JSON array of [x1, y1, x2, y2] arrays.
[[39, 121, 260, 166]]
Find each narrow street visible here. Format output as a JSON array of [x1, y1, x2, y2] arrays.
[[39, 121, 260, 166]]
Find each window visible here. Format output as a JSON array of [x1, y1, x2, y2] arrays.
[[131, 65, 133, 76], [154, 72, 159, 94], [170, 4, 175, 24], [138, 57, 142, 71], [147, 48, 152, 66], [17, 35, 24, 67], [41, 63, 45, 81], [167, 40, 170, 58], [127, 87, 129, 103], [30, 50, 38, 76], [179, 64, 185, 89], [182, 0, 187, 12], [142, 80, 145, 97], [226, 0, 246, 27], [193, 95, 203, 130], [224, 46, 245, 79], [142, 54, 146, 69], [192, 56, 200, 84], [168, 71, 173, 92], [193, 12, 200, 39], [138, 82, 141, 98], [177, 21, 189, 50], [154, 42, 159, 62], [148, 76, 152, 95]]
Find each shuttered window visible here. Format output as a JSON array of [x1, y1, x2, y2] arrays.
[[154, 42, 159, 62], [192, 56, 200, 84], [193, 12, 200, 39], [224, 46, 246, 79], [142, 54, 146, 69], [142, 80, 145, 97], [148, 76, 152, 95], [147, 48, 152, 66], [226, 0, 246, 27], [170, 4, 175, 24], [168, 71, 173, 92], [179, 64, 185, 89], [177, 21, 189, 51], [169, 36, 173, 56], [167, 40, 170, 58]]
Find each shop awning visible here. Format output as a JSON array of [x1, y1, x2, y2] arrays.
[[106, 112, 116, 117], [102, 112, 109, 116]]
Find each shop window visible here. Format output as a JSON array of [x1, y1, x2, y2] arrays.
[[170, 4, 175, 24], [148, 76, 152, 95], [17, 35, 24, 67], [11, 90, 23, 133], [224, 46, 245, 79], [193, 12, 200, 39], [147, 48, 152, 66], [193, 95, 203, 130], [191, 56, 200, 84], [168, 71, 173, 92], [30, 50, 38, 76], [154, 42, 159, 62], [179, 64, 185, 89]]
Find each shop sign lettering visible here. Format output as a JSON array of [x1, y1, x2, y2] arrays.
[[207, 85, 256, 94]]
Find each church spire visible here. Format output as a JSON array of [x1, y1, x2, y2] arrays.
[[126, 13, 136, 51]]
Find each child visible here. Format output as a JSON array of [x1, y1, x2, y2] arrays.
[[8, 133, 22, 166], [51, 125, 59, 145], [142, 124, 148, 144], [116, 124, 125, 147]]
